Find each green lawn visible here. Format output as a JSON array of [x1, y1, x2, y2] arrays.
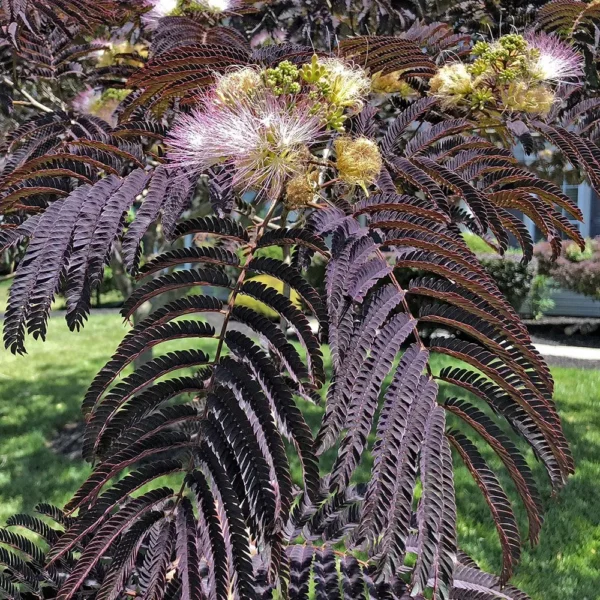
[[0, 280, 9, 313], [452, 363, 600, 600], [0, 313, 598, 600], [0, 314, 127, 519]]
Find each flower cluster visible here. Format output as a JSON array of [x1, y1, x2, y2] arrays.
[[167, 56, 377, 201], [265, 54, 371, 130], [334, 137, 382, 192], [285, 172, 319, 209], [214, 67, 263, 106], [430, 33, 583, 115], [371, 70, 417, 98], [525, 31, 585, 84]]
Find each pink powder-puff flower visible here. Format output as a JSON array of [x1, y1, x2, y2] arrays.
[[526, 31, 584, 85], [142, 0, 179, 26], [166, 94, 323, 198], [72, 87, 102, 115], [72, 86, 127, 125]]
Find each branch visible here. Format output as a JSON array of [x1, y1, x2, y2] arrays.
[[1, 76, 54, 113]]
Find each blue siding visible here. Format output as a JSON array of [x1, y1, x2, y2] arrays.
[[590, 188, 600, 238]]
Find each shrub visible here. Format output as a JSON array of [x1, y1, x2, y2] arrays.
[[464, 235, 553, 318], [529, 274, 556, 320], [478, 254, 534, 311]]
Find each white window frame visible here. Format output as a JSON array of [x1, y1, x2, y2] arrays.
[[562, 182, 591, 238]]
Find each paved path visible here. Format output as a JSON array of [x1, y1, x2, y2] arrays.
[[534, 343, 600, 361]]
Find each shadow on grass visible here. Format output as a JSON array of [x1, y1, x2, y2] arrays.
[[0, 314, 127, 520], [0, 367, 95, 520]]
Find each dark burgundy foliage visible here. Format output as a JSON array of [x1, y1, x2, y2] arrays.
[[0, 1, 598, 599]]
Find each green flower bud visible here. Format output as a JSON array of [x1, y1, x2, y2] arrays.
[[472, 41, 491, 57], [300, 54, 328, 84]]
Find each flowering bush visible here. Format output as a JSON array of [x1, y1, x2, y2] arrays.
[[536, 238, 600, 300]]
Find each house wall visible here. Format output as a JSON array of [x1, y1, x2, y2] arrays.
[[522, 182, 600, 318], [589, 187, 600, 238], [539, 289, 600, 318], [508, 146, 600, 317], [521, 288, 600, 318]]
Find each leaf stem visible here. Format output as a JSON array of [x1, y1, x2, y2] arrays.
[[374, 248, 434, 377], [172, 198, 282, 507], [208, 197, 282, 376], [279, 207, 291, 334]]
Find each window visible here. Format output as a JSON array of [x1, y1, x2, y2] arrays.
[[524, 181, 591, 242]]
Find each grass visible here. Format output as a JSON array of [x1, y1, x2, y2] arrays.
[[0, 279, 13, 314], [0, 313, 599, 599], [461, 232, 526, 257], [448, 362, 600, 600]]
